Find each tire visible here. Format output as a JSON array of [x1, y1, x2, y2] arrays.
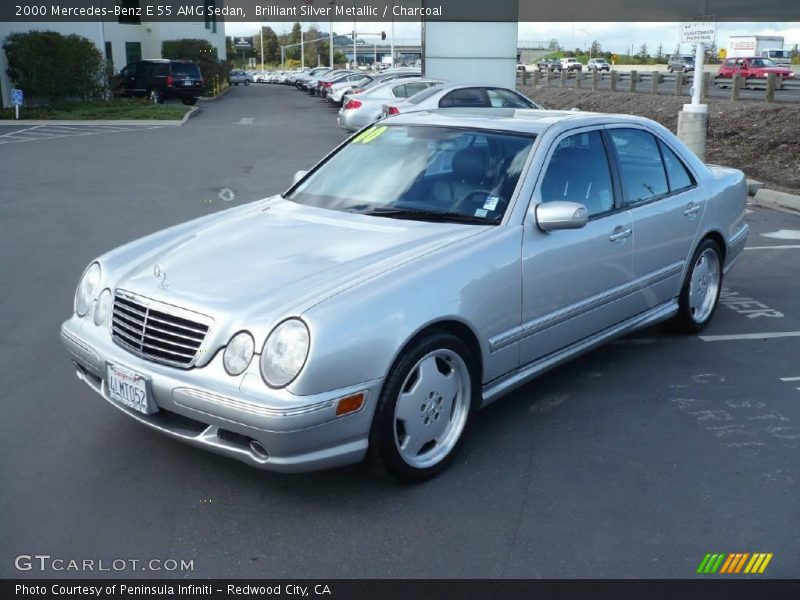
[[182, 98, 197, 106], [667, 65, 674, 73], [367, 331, 478, 483], [672, 238, 723, 333], [147, 88, 163, 104], [244, 80, 250, 86]]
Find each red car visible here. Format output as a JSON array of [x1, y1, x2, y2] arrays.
[[718, 57, 795, 80]]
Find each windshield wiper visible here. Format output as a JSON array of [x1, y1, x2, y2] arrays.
[[359, 207, 497, 225]]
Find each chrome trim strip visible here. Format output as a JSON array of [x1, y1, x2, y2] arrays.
[[482, 300, 679, 405], [173, 387, 336, 418], [489, 261, 684, 351]]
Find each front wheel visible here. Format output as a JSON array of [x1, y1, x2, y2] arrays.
[[148, 88, 163, 104], [667, 65, 674, 73], [244, 80, 250, 86], [367, 332, 477, 482], [672, 239, 723, 333]]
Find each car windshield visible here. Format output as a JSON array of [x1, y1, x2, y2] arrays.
[[750, 58, 777, 67], [287, 125, 536, 224]]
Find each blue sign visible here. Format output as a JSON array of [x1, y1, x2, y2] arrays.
[[11, 88, 23, 106]]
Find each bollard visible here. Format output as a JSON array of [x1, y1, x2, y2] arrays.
[[610, 70, 618, 92], [674, 73, 683, 96], [765, 72, 776, 102], [677, 105, 708, 161], [592, 70, 598, 91], [629, 70, 637, 92], [651, 71, 661, 95], [532, 70, 539, 87], [731, 73, 742, 102], [701, 72, 712, 100], [560, 69, 567, 88], [575, 72, 582, 89], [522, 69, 528, 86], [546, 70, 551, 88]]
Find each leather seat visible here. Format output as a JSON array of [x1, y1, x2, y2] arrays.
[[431, 147, 490, 209]]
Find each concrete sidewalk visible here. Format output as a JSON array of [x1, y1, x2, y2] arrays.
[[0, 106, 198, 127]]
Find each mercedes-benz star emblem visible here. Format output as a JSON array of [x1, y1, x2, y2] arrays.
[[153, 264, 168, 289]]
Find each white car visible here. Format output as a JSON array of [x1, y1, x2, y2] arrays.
[[337, 78, 444, 132]]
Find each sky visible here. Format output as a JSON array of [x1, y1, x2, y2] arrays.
[[225, 21, 800, 54]]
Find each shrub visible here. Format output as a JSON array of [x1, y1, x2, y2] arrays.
[[3, 30, 105, 104], [162, 39, 230, 87]]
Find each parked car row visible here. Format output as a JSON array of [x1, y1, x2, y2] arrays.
[[270, 66, 544, 133]]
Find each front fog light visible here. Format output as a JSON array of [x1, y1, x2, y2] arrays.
[[223, 331, 255, 375], [75, 262, 101, 317], [93, 289, 112, 326]]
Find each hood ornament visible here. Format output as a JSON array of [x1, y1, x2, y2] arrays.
[[153, 264, 168, 289]]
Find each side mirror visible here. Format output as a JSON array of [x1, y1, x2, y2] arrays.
[[292, 170, 309, 185], [535, 201, 589, 231]]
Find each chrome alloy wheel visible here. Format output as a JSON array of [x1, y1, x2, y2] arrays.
[[688, 248, 721, 324], [393, 349, 471, 469]]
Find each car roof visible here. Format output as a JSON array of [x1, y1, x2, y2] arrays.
[[383, 108, 661, 135]]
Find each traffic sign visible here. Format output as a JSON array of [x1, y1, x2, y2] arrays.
[[11, 88, 23, 106], [681, 16, 716, 44]]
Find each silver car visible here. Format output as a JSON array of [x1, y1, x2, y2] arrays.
[[381, 83, 542, 118], [338, 78, 444, 132], [61, 109, 748, 482], [227, 70, 251, 86]]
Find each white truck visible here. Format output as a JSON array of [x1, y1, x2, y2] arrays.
[[727, 36, 791, 66]]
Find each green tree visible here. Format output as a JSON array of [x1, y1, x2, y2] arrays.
[[4, 30, 105, 104], [655, 44, 664, 62], [286, 22, 302, 61], [590, 40, 602, 56], [162, 39, 229, 84], [637, 43, 649, 64], [548, 38, 559, 51]]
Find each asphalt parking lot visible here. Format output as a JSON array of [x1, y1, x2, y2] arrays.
[[1, 83, 798, 579]]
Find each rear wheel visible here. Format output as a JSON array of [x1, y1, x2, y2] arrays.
[[667, 65, 674, 73], [367, 332, 477, 482], [182, 98, 197, 106], [672, 239, 723, 333], [244, 80, 250, 86], [148, 88, 163, 104]]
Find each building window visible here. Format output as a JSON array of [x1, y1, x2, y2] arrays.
[[118, 0, 141, 25], [205, 0, 217, 34], [104, 41, 114, 70], [125, 42, 142, 66]]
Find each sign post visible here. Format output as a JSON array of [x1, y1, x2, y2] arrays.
[[11, 88, 23, 120], [676, 16, 715, 160]]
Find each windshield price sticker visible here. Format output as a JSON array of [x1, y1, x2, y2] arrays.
[[352, 126, 388, 144]]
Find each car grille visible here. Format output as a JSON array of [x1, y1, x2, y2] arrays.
[[111, 290, 212, 368]]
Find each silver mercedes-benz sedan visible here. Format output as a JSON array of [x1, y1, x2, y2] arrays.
[[61, 109, 749, 482]]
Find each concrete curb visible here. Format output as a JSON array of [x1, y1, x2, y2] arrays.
[[752, 188, 800, 215], [0, 105, 197, 127], [198, 87, 230, 102], [746, 179, 764, 196]]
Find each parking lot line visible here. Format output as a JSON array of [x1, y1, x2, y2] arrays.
[[745, 244, 800, 250], [779, 377, 800, 382], [700, 331, 800, 341]]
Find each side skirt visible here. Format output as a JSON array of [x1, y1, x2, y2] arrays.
[[480, 300, 678, 407]]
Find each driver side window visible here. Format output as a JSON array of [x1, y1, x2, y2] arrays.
[[539, 131, 615, 217]]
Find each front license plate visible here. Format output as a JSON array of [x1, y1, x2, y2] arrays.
[[107, 364, 153, 414]]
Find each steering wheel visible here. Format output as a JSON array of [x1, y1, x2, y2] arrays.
[[455, 190, 502, 216]]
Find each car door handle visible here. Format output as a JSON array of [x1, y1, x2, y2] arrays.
[[609, 227, 632, 242], [684, 203, 702, 217]]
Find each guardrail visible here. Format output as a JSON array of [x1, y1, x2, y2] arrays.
[[519, 68, 800, 102]]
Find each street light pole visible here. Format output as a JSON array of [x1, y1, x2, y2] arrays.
[[329, 1, 335, 67], [580, 28, 592, 59], [301, 28, 304, 69], [260, 25, 264, 68], [390, 0, 395, 66]]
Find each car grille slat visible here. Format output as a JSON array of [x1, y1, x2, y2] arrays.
[[111, 290, 212, 368]]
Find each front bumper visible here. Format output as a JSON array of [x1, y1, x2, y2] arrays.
[[61, 316, 382, 473]]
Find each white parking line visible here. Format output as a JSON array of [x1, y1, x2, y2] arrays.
[[745, 245, 800, 250], [0, 124, 168, 144], [779, 377, 800, 382], [700, 331, 800, 342], [238, 117, 254, 125]]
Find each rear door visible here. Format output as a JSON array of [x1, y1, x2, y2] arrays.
[[130, 62, 149, 95], [605, 126, 704, 312]]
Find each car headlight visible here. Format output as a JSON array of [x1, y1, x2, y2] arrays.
[[223, 331, 255, 376], [260, 319, 310, 388], [75, 262, 101, 317], [93, 288, 112, 326]]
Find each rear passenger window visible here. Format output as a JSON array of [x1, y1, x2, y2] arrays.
[[659, 141, 695, 192], [608, 129, 668, 205], [439, 88, 487, 108], [540, 131, 615, 217], [486, 88, 534, 108]]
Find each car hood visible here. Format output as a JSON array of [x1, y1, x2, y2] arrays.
[[110, 198, 484, 349]]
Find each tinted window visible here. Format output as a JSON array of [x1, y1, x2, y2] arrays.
[[608, 129, 669, 205], [439, 88, 488, 108], [153, 63, 169, 76], [540, 131, 614, 217], [403, 82, 437, 97], [659, 141, 695, 192], [486, 88, 535, 108], [171, 62, 201, 78]]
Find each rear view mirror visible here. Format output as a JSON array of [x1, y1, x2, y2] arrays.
[[292, 170, 309, 185], [535, 201, 588, 231]]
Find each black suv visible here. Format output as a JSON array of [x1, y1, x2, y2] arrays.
[[113, 59, 204, 105]]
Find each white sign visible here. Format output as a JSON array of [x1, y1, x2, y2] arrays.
[[681, 17, 716, 44]]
